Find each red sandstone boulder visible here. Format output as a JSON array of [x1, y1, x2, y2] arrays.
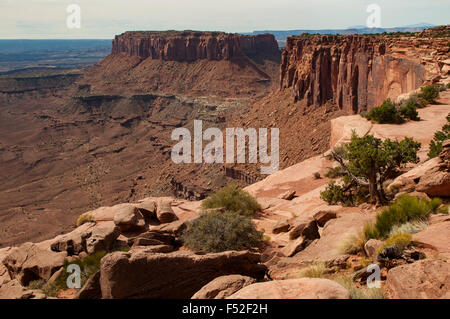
[[227, 278, 351, 299], [384, 259, 450, 299], [100, 250, 266, 299], [2, 243, 66, 285], [191, 275, 256, 299]]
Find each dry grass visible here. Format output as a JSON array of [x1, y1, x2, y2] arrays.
[[76, 213, 95, 227], [337, 230, 367, 255], [333, 275, 384, 299], [297, 263, 327, 279]]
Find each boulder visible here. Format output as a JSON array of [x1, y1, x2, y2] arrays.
[[272, 220, 290, 234], [100, 250, 266, 299], [313, 211, 337, 227], [288, 217, 319, 241], [384, 259, 450, 299], [278, 190, 296, 200], [227, 278, 350, 299], [156, 199, 178, 224], [113, 204, 145, 231], [50, 222, 95, 255], [134, 198, 157, 218], [364, 239, 383, 260], [0, 280, 36, 299], [191, 275, 256, 299], [86, 222, 121, 254], [77, 271, 101, 299], [150, 220, 187, 237], [131, 245, 174, 254], [416, 141, 450, 197], [2, 242, 66, 286], [414, 218, 450, 255], [128, 230, 175, 247], [281, 237, 308, 257]]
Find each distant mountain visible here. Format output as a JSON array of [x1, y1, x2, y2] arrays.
[[245, 23, 435, 47]]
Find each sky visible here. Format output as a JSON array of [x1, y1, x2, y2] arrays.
[[0, 0, 449, 39]]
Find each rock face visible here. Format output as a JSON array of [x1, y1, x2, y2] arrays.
[[100, 250, 266, 299], [416, 140, 450, 197], [112, 31, 279, 62], [227, 278, 351, 299], [2, 243, 66, 286], [191, 275, 256, 299], [280, 34, 449, 113], [384, 259, 450, 299]]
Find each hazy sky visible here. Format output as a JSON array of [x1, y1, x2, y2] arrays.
[[1, 0, 449, 39]]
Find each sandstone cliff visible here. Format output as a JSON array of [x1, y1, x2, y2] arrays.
[[280, 30, 449, 113], [112, 31, 280, 62]]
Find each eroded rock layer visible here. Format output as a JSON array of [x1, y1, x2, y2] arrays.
[[112, 31, 279, 61], [280, 31, 450, 113]]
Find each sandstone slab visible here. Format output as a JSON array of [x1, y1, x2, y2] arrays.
[[100, 250, 266, 299], [227, 278, 350, 299], [191, 275, 256, 299]]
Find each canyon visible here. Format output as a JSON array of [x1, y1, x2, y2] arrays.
[[0, 26, 449, 249]]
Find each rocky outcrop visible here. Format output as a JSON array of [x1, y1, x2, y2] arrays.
[[100, 250, 266, 299], [191, 275, 256, 299], [280, 34, 449, 113], [384, 259, 450, 299], [227, 278, 351, 299], [0, 279, 46, 299], [112, 31, 279, 62], [2, 243, 66, 286], [416, 140, 450, 197]]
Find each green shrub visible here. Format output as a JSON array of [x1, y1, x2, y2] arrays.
[[41, 251, 107, 297], [181, 210, 264, 253], [320, 181, 346, 205], [201, 185, 261, 216], [418, 85, 439, 104], [447, 83, 450, 89], [365, 100, 404, 124], [428, 113, 450, 158], [438, 205, 449, 214], [377, 232, 412, 253], [364, 195, 437, 240], [399, 101, 420, 121]]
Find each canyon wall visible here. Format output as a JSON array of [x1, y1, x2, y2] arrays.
[[112, 31, 280, 62], [280, 33, 449, 113]]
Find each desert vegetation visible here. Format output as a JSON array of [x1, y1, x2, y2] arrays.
[[183, 186, 264, 253], [201, 185, 262, 216], [428, 112, 450, 158], [182, 210, 264, 253], [321, 133, 421, 205], [364, 195, 441, 240], [364, 85, 444, 124]]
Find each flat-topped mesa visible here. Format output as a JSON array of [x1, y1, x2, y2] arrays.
[[280, 33, 448, 114], [112, 31, 279, 61]]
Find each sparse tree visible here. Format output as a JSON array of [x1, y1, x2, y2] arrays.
[[324, 132, 421, 204]]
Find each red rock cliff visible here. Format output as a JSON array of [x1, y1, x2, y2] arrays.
[[112, 31, 279, 62], [280, 33, 449, 113]]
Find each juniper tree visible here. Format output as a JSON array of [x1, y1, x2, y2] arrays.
[[325, 132, 421, 204]]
